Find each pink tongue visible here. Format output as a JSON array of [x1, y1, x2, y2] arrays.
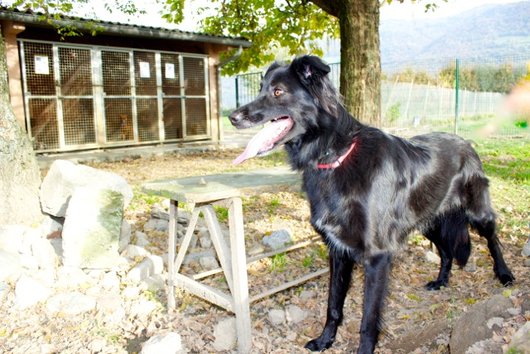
[[233, 119, 292, 164]]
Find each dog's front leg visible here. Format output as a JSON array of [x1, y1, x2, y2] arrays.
[[305, 251, 355, 352], [357, 252, 392, 354]]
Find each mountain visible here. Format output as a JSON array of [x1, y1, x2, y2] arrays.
[[379, 1, 530, 72]]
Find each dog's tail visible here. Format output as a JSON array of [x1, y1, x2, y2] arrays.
[[445, 209, 472, 267]]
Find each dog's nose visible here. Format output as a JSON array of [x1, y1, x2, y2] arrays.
[[229, 109, 246, 125]]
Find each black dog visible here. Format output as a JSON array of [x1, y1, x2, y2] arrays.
[[229, 55, 514, 353]]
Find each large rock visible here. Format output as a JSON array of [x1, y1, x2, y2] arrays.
[[141, 332, 184, 354], [40, 160, 132, 217], [62, 187, 124, 269], [14, 274, 52, 309], [449, 294, 514, 354]]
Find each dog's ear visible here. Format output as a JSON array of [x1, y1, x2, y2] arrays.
[[290, 55, 331, 84], [264, 62, 282, 77]]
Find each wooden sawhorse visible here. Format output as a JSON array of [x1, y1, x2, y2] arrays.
[[143, 169, 327, 353]]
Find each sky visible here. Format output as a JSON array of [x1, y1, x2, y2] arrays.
[[77, 0, 530, 31], [380, 0, 527, 20]]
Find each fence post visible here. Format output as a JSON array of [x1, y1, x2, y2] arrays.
[[454, 58, 460, 134], [235, 75, 240, 108]]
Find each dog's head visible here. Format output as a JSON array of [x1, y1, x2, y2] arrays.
[[229, 55, 339, 164]]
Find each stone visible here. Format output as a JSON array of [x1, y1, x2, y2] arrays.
[[101, 271, 121, 291], [62, 187, 124, 269], [141, 332, 184, 354], [126, 255, 164, 283], [39, 159, 133, 217], [285, 305, 308, 324], [262, 229, 292, 250], [199, 255, 219, 270], [135, 231, 150, 247], [0, 224, 27, 253], [14, 275, 52, 309], [388, 318, 451, 353], [0, 250, 22, 282], [56, 266, 92, 289], [143, 218, 169, 232], [268, 309, 286, 325], [508, 321, 530, 353], [39, 216, 63, 239], [522, 237, 530, 257], [123, 244, 150, 258], [119, 220, 132, 253], [197, 228, 212, 249], [31, 237, 58, 270], [212, 317, 237, 351], [130, 299, 158, 318], [142, 274, 166, 292], [46, 292, 96, 315], [150, 206, 169, 221], [449, 294, 513, 354], [96, 293, 125, 324], [425, 250, 441, 264], [0, 281, 9, 301]]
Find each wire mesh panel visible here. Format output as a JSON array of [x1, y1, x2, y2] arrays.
[[161, 53, 181, 95], [137, 98, 159, 142], [23, 42, 55, 95], [62, 98, 96, 145], [134, 51, 157, 96], [183, 57, 205, 95], [163, 98, 183, 140], [186, 98, 207, 136], [104, 98, 133, 142], [59, 47, 92, 96], [102, 51, 131, 96], [58, 47, 96, 146], [28, 98, 58, 150], [102, 50, 133, 142]]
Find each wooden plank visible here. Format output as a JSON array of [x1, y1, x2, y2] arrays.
[[173, 273, 233, 312], [201, 205, 234, 293], [167, 200, 177, 310], [229, 197, 252, 354], [250, 268, 329, 303], [173, 204, 198, 273]]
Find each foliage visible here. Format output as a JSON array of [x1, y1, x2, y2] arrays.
[[7, 0, 144, 38]]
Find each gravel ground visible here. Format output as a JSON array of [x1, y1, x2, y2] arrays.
[[1, 147, 528, 354]]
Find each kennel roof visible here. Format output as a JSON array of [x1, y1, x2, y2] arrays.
[[0, 7, 251, 48]]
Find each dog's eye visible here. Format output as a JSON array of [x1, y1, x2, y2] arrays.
[[273, 88, 283, 97]]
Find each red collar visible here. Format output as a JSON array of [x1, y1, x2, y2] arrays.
[[317, 140, 357, 169]]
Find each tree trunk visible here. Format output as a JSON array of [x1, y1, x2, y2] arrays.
[[337, 0, 381, 126], [0, 25, 43, 226]]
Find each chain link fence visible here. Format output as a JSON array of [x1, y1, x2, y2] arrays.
[[232, 57, 529, 139]]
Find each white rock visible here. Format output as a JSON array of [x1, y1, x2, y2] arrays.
[[40, 159, 133, 217], [150, 206, 169, 221], [0, 225, 27, 253], [141, 332, 184, 354], [135, 231, 150, 247], [123, 244, 150, 258], [130, 299, 158, 318], [96, 293, 125, 324], [62, 186, 124, 269], [268, 308, 286, 325], [199, 255, 219, 270], [213, 317, 237, 351], [31, 237, 58, 270], [127, 255, 164, 283], [142, 274, 166, 292], [425, 250, 441, 264], [14, 275, 52, 309], [38, 216, 63, 238], [286, 305, 308, 324], [522, 238, 530, 257], [262, 229, 292, 250], [56, 266, 92, 289], [101, 271, 121, 291], [0, 250, 22, 282], [122, 286, 141, 299], [119, 220, 132, 253], [144, 218, 169, 232], [46, 291, 96, 315]]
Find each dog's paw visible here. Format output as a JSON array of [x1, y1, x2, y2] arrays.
[[305, 337, 333, 352], [497, 272, 515, 287], [425, 279, 448, 291]]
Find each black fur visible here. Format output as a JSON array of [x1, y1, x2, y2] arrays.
[[229, 55, 514, 353]]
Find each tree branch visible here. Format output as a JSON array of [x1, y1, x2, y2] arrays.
[[309, 0, 338, 17]]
